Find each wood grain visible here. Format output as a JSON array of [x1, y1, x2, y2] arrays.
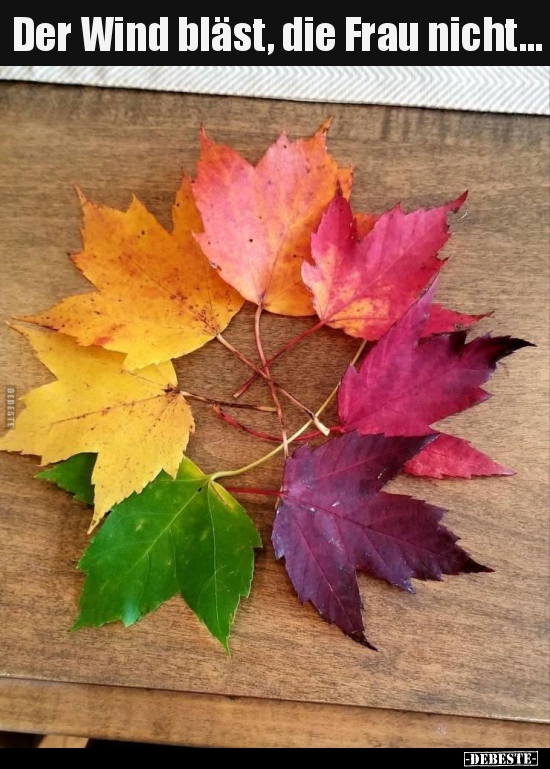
[[0, 83, 548, 729], [1, 679, 548, 749], [37, 735, 88, 749]]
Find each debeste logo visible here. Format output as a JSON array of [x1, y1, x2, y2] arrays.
[[464, 753, 538, 767]]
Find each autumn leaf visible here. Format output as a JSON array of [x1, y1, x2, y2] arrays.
[[194, 120, 352, 316], [37, 453, 96, 505], [302, 190, 485, 340], [338, 280, 533, 478], [0, 326, 194, 527], [74, 457, 262, 650], [3, 116, 529, 651], [273, 432, 491, 647], [38, 452, 262, 647], [20, 177, 244, 370], [424, 303, 489, 336], [403, 434, 514, 480]]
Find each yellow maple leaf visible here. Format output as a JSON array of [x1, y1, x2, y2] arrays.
[[0, 326, 194, 529], [20, 178, 244, 371]]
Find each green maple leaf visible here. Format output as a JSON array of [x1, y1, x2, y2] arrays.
[[39, 455, 261, 649], [37, 453, 97, 505]]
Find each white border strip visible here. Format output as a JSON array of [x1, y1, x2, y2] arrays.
[[1, 66, 549, 115]]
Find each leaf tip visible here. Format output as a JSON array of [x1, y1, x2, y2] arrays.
[[74, 185, 88, 207], [447, 190, 469, 213], [512, 338, 537, 351], [351, 631, 378, 651], [489, 336, 536, 365], [465, 559, 494, 575], [317, 116, 334, 136], [220, 637, 231, 655], [6, 322, 32, 340], [71, 615, 86, 633], [199, 125, 212, 147]]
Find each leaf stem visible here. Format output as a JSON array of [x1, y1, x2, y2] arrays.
[[255, 304, 289, 456], [213, 406, 334, 443], [212, 406, 282, 441], [233, 321, 324, 398], [216, 331, 329, 434], [180, 390, 276, 413], [214, 407, 343, 444], [210, 340, 368, 483]]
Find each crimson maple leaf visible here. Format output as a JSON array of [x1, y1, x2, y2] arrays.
[[272, 433, 491, 647], [302, 191, 485, 340], [338, 280, 533, 478]]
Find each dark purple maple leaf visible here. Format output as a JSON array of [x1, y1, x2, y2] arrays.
[[272, 432, 492, 648], [338, 279, 533, 478]]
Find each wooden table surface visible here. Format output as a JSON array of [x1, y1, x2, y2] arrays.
[[0, 82, 548, 748]]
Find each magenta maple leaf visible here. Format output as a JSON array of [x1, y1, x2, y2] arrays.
[[302, 190, 484, 341], [338, 280, 533, 478], [272, 432, 491, 648]]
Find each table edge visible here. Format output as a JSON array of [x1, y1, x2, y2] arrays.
[[0, 678, 547, 748]]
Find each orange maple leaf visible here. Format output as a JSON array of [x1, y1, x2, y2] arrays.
[[194, 120, 352, 317], [20, 178, 244, 370]]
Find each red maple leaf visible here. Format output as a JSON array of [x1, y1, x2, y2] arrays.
[[338, 280, 533, 478], [302, 191, 485, 340], [273, 432, 491, 647]]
